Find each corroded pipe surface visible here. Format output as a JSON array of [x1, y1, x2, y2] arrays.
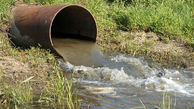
[[10, 4, 97, 53]]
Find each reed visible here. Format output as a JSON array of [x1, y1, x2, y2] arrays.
[[138, 92, 193, 109], [39, 71, 81, 109], [2, 83, 32, 105]]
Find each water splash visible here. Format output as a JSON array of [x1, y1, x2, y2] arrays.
[[59, 54, 194, 97], [55, 40, 194, 108]]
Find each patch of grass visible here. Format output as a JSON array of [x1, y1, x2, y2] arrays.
[[113, 11, 131, 31], [39, 71, 81, 109], [0, 0, 81, 108], [110, 0, 193, 47], [160, 36, 170, 44], [143, 40, 154, 47], [1, 29, 82, 107], [2, 83, 32, 105], [0, 0, 193, 107], [22, 0, 55, 4], [0, 0, 15, 26]]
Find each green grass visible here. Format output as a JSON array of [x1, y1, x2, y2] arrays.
[[31, 0, 193, 48], [15, 0, 194, 48], [40, 71, 80, 109], [110, 0, 193, 46], [0, 0, 80, 108], [51, 0, 193, 47], [1, 0, 193, 47], [0, 32, 80, 107], [2, 83, 32, 105], [0, 0, 193, 108], [0, 0, 15, 26]]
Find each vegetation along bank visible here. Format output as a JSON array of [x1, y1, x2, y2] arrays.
[[0, 0, 193, 108]]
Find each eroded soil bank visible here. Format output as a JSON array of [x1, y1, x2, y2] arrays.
[[0, 0, 193, 108], [98, 30, 194, 69]]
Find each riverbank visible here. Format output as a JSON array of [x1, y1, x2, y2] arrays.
[[0, 0, 193, 108], [1, 0, 193, 68], [94, 0, 193, 68], [98, 30, 194, 68]]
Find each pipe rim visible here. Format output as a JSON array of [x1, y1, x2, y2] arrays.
[[49, 4, 97, 51]]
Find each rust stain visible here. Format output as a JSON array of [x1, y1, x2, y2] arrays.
[[9, 5, 97, 56]]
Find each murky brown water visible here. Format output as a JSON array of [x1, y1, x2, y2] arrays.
[[20, 38, 193, 109], [52, 38, 104, 67], [60, 53, 194, 109]]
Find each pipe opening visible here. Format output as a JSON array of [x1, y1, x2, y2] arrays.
[[51, 5, 97, 41], [50, 5, 102, 66], [9, 5, 100, 66]]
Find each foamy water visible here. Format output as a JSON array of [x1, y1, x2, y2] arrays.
[[53, 38, 194, 108], [59, 54, 194, 108], [60, 55, 194, 96]]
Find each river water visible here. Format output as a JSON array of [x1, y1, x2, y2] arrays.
[[53, 38, 194, 109]]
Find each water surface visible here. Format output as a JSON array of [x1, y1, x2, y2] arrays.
[[54, 38, 194, 108], [52, 38, 104, 67]]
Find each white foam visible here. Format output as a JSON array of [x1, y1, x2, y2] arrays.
[[60, 61, 131, 82], [59, 54, 194, 96], [129, 70, 194, 96], [111, 55, 143, 66]]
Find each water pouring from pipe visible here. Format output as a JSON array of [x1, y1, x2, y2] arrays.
[[52, 38, 104, 66], [9, 4, 99, 66]]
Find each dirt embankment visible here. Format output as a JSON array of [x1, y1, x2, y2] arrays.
[[98, 30, 194, 69]]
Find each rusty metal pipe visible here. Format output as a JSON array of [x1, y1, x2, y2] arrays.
[[9, 4, 97, 54]]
